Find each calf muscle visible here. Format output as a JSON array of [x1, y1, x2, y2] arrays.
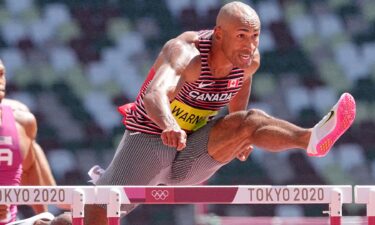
[[208, 109, 311, 162]]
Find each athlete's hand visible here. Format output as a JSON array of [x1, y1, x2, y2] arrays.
[[161, 126, 187, 151], [0, 204, 8, 220], [237, 145, 254, 161]]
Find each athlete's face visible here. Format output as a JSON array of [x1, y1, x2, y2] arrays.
[[0, 62, 5, 103], [219, 16, 260, 69]]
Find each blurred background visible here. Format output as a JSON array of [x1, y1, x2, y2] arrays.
[[1, 0, 374, 224]]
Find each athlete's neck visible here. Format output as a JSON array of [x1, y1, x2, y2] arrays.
[[209, 39, 234, 78]]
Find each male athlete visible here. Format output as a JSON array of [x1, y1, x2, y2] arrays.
[[0, 59, 57, 224], [85, 2, 356, 224]]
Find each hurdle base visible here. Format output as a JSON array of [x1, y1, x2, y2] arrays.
[[330, 216, 341, 225], [368, 216, 375, 225], [72, 217, 84, 225], [108, 217, 120, 225]]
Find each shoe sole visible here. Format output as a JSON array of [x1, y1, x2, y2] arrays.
[[316, 93, 356, 156]]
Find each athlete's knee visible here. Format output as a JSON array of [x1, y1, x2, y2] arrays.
[[244, 109, 271, 123], [246, 108, 269, 117], [84, 205, 107, 225], [238, 109, 269, 132]]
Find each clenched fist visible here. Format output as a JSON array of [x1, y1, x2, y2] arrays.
[[236, 145, 254, 161], [161, 126, 187, 151]]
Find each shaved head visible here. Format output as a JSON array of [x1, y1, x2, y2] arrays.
[[211, 1, 261, 69], [216, 1, 260, 30]]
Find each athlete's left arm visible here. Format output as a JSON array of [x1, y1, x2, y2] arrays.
[[228, 50, 260, 162], [16, 108, 57, 213], [228, 49, 260, 113]]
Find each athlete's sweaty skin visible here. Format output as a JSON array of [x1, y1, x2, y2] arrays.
[[83, 2, 354, 225], [84, 2, 311, 225], [0, 60, 59, 221], [142, 2, 309, 163], [144, 3, 262, 153]]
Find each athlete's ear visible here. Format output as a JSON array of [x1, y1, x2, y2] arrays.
[[214, 26, 222, 41]]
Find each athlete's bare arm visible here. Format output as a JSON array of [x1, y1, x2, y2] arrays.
[[227, 49, 260, 161], [3, 99, 56, 213], [23, 142, 56, 186], [143, 31, 201, 150]]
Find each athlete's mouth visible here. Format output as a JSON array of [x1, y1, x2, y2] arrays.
[[239, 54, 251, 60]]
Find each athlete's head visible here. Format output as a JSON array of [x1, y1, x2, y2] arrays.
[[49, 213, 72, 225], [0, 59, 5, 103], [214, 1, 261, 69]]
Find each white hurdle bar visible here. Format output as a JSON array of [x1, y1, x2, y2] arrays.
[[355, 186, 375, 225], [0, 185, 352, 225]]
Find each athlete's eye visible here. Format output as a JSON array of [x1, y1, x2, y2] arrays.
[[237, 34, 245, 39]]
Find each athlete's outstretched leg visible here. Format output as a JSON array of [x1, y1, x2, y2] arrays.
[[208, 93, 356, 162]]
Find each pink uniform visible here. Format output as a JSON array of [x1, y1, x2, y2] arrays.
[[0, 105, 22, 224]]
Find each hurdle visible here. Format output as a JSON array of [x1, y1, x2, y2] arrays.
[[355, 185, 375, 225], [0, 185, 352, 225]]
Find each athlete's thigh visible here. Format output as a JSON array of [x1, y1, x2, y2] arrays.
[[169, 121, 225, 185], [97, 130, 176, 185], [207, 111, 253, 162]]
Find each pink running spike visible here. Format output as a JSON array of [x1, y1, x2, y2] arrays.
[[307, 93, 356, 157]]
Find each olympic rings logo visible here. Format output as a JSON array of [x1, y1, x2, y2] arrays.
[[151, 190, 169, 200]]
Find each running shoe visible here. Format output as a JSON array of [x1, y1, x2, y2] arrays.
[[307, 93, 356, 157], [88, 165, 105, 184]]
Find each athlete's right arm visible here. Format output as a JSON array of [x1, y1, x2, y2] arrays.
[[143, 32, 200, 150]]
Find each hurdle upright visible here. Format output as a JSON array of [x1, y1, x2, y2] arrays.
[[355, 185, 375, 225], [0, 185, 352, 225]]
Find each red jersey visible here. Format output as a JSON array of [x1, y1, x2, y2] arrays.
[[120, 30, 245, 134]]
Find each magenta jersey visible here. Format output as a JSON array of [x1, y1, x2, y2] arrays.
[[0, 105, 23, 224]]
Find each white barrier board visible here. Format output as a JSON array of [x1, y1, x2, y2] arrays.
[[0, 185, 352, 205], [355, 186, 375, 204]]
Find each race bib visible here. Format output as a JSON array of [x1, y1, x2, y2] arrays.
[[0, 136, 12, 145], [170, 100, 218, 131]]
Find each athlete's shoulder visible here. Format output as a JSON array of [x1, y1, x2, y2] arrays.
[[160, 32, 200, 72], [2, 98, 36, 129], [176, 31, 200, 45], [2, 98, 31, 112], [163, 31, 199, 54]]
